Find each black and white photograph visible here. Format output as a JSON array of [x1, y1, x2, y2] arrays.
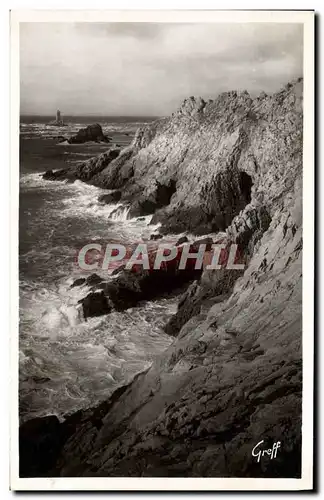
[[10, 9, 314, 491]]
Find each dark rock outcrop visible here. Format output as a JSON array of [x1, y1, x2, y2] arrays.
[[176, 236, 189, 246], [90, 147, 136, 189], [23, 79, 303, 479], [70, 277, 86, 288], [68, 123, 110, 144], [129, 180, 177, 217], [19, 381, 135, 478], [103, 243, 210, 311], [42, 149, 120, 183], [150, 233, 163, 241]]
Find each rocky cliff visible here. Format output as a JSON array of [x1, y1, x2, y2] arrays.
[[89, 79, 302, 236], [25, 78, 303, 478]]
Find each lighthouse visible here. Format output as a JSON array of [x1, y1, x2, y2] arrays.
[[49, 109, 65, 126]]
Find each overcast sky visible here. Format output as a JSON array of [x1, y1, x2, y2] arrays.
[[20, 22, 303, 116]]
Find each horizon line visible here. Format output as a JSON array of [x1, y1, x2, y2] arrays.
[[20, 113, 162, 117]]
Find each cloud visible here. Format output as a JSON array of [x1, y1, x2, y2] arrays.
[[20, 22, 303, 116]]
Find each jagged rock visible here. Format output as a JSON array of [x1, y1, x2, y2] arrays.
[[68, 123, 110, 144], [150, 233, 163, 241], [129, 180, 177, 217], [43, 169, 69, 181], [85, 273, 103, 287], [90, 79, 302, 236], [103, 243, 206, 311], [176, 236, 189, 246], [77, 238, 236, 320], [177, 96, 207, 116], [23, 79, 303, 478], [165, 235, 245, 336], [164, 281, 201, 336], [111, 264, 126, 276], [109, 204, 130, 220], [98, 190, 122, 204], [191, 237, 214, 251]]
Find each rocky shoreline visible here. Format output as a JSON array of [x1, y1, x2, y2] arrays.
[[20, 78, 303, 477]]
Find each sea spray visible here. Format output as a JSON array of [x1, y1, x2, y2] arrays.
[[19, 155, 172, 421]]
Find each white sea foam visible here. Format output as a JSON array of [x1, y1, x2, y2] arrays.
[[20, 172, 68, 189], [19, 137, 176, 422], [20, 173, 160, 244]]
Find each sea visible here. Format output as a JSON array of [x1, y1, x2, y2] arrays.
[[19, 115, 176, 423]]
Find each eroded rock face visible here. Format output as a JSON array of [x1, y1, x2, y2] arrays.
[[49, 174, 302, 478], [129, 180, 177, 218]]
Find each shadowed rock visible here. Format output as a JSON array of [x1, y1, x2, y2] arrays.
[[70, 277, 86, 288], [150, 233, 163, 241], [176, 236, 189, 246], [19, 416, 62, 477]]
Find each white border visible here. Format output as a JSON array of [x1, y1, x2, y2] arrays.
[[9, 9, 314, 491]]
